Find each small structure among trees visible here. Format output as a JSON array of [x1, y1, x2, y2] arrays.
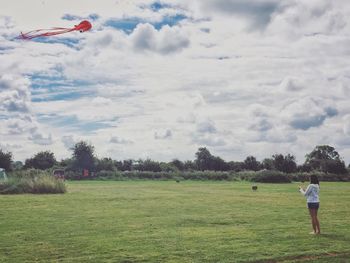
[[0, 168, 7, 181]]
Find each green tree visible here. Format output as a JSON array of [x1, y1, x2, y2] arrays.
[[272, 154, 297, 173], [183, 160, 197, 171], [195, 147, 229, 171], [160, 162, 178, 172], [114, 160, 133, 171], [134, 159, 161, 172], [24, 151, 56, 170], [195, 147, 213, 171], [262, 158, 274, 170], [72, 141, 95, 172], [170, 159, 185, 171], [305, 145, 347, 174], [243, 156, 260, 171], [96, 157, 115, 171], [0, 149, 13, 172], [211, 156, 229, 171], [284, 154, 297, 173], [227, 161, 244, 172]]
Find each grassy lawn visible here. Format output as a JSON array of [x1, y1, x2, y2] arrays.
[[1, 181, 349, 262]]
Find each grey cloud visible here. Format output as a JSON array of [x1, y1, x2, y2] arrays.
[[177, 113, 196, 124], [250, 119, 273, 132], [282, 98, 338, 130], [29, 129, 53, 145], [196, 120, 217, 134], [280, 77, 304, 92], [7, 120, 30, 135], [247, 127, 297, 143], [267, 1, 347, 38], [5, 116, 34, 135], [154, 129, 172, 140], [192, 134, 226, 147], [263, 130, 297, 143], [0, 74, 31, 113], [290, 115, 327, 130], [132, 23, 156, 50], [325, 107, 338, 117], [2, 97, 29, 112], [289, 106, 337, 131], [343, 115, 350, 135], [201, 0, 283, 29], [61, 135, 76, 149], [110, 136, 133, 144]]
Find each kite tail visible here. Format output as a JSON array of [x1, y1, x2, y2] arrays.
[[18, 28, 75, 40]]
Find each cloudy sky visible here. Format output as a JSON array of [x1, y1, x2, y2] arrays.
[[1, 0, 350, 164]]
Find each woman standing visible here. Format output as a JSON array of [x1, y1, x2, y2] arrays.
[[299, 175, 320, 234]]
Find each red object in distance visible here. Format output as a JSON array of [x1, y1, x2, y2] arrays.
[[18, 20, 92, 40]]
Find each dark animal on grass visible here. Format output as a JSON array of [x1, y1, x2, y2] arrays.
[[252, 185, 258, 191]]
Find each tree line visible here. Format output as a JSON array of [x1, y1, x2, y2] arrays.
[[0, 142, 348, 175]]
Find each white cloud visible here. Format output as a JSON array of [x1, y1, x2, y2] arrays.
[[0, 74, 31, 113], [130, 23, 190, 54], [279, 77, 304, 92]]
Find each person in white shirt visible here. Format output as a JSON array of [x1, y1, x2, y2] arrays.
[[299, 174, 320, 234]]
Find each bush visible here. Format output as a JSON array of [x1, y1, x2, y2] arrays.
[[251, 170, 292, 183], [60, 169, 349, 182], [0, 172, 66, 194], [290, 171, 350, 182], [9, 168, 48, 179]]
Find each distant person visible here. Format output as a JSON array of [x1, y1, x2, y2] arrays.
[[299, 174, 320, 234]]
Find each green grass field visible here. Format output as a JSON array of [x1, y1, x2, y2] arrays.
[[1, 181, 349, 262]]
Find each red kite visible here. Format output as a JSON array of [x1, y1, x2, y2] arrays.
[[18, 20, 92, 40]]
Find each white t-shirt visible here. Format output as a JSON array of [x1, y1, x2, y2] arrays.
[[300, 184, 320, 203]]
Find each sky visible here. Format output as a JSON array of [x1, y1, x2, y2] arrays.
[[1, 0, 350, 164]]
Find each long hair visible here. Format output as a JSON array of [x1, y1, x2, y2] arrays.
[[310, 174, 319, 186]]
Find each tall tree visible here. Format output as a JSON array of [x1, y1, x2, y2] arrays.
[[170, 159, 185, 171], [272, 154, 297, 173], [72, 141, 95, 171], [305, 145, 347, 174], [0, 149, 13, 172], [195, 147, 213, 171], [243, 156, 260, 171]]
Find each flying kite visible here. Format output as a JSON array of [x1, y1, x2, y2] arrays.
[[18, 20, 92, 40]]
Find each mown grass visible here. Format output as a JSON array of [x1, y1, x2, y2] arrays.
[[0, 181, 349, 262]]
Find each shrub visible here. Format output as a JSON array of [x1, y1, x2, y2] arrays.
[[237, 171, 257, 181], [290, 171, 350, 182], [0, 172, 66, 194], [251, 170, 291, 183]]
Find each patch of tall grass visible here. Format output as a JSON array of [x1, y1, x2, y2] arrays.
[[0, 169, 66, 194]]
